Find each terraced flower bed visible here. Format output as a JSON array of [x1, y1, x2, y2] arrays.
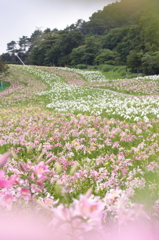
[[96, 78, 159, 96], [0, 65, 47, 107], [1, 65, 159, 239]]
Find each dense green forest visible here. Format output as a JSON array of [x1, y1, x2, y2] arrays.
[[1, 0, 159, 75]]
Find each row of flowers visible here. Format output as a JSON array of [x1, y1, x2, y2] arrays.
[[59, 67, 159, 82], [14, 65, 159, 122], [94, 79, 159, 96]]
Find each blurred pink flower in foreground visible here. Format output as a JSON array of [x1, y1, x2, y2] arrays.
[[0, 170, 12, 188], [0, 211, 157, 240]]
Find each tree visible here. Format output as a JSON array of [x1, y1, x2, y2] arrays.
[[0, 53, 12, 63], [55, 29, 84, 66], [29, 46, 46, 66], [94, 49, 118, 65], [44, 33, 61, 66], [0, 59, 9, 78], [7, 41, 17, 64], [30, 29, 43, 49], [102, 27, 128, 50], [70, 45, 86, 65], [43, 28, 51, 34], [84, 36, 101, 66], [7, 41, 17, 53], [141, 51, 159, 75], [127, 50, 143, 73], [18, 36, 30, 53]]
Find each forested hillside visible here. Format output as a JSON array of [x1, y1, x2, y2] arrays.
[[1, 0, 159, 74]]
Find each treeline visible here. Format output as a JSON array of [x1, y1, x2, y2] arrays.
[[1, 0, 159, 75]]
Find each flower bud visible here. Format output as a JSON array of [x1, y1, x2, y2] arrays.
[[70, 163, 79, 176], [19, 163, 26, 172], [37, 153, 44, 163], [55, 162, 62, 174], [11, 150, 18, 159], [37, 143, 42, 152], [26, 145, 33, 155], [55, 180, 63, 197], [0, 152, 10, 167], [85, 187, 92, 198]]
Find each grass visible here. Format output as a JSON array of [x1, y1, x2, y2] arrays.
[[89, 64, 139, 80], [0, 81, 10, 91]]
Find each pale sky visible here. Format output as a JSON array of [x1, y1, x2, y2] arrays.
[[0, 0, 116, 55]]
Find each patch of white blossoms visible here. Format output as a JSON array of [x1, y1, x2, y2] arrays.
[[59, 67, 159, 83], [18, 66, 159, 122]]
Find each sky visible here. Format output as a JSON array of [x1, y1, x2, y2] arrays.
[[0, 0, 116, 55]]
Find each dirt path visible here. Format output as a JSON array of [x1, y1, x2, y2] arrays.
[[89, 87, 136, 98], [90, 87, 159, 98]]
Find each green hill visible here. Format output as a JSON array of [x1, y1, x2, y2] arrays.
[[1, 0, 159, 75]]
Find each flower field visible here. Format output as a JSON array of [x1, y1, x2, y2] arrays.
[[96, 78, 159, 96], [1, 65, 159, 239]]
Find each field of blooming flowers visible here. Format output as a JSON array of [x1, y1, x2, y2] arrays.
[[14, 65, 159, 122], [1, 65, 159, 239], [95, 79, 159, 96]]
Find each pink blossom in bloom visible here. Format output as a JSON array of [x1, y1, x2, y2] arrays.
[[0, 170, 12, 188], [20, 188, 31, 200], [1, 193, 14, 209], [33, 161, 50, 178]]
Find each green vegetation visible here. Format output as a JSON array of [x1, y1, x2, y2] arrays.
[[71, 64, 138, 80], [90, 64, 138, 80], [0, 60, 9, 77], [1, 0, 159, 75]]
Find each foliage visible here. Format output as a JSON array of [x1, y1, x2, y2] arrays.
[[141, 51, 159, 75], [127, 50, 143, 73], [94, 49, 118, 65], [70, 45, 86, 66], [0, 60, 9, 78], [1, 0, 159, 74]]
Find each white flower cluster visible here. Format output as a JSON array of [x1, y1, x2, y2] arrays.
[[18, 66, 159, 122], [59, 67, 159, 83], [136, 75, 159, 81]]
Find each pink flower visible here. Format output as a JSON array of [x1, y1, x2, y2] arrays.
[[0, 170, 12, 188], [147, 162, 158, 172], [33, 161, 50, 178], [74, 195, 104, 221], [20, 188, 31, 200], [37, 176, 48, 188], [1, 193, 14, 209]]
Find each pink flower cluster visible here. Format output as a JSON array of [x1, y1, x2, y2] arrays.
[[0, 151, 155, 239], [95, 79, 159, 97], [0, 66, 47, 106], [0, 106, 159, 235], [37, 66, 89, 86]]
